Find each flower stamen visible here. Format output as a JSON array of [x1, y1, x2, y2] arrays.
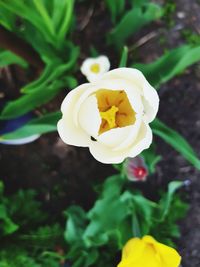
[[90, 63, 100, 73], [100, 105, 119, 129]]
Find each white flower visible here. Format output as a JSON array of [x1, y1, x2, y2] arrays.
[[57, 68, 159, 164], [80, 55, 110, 82]]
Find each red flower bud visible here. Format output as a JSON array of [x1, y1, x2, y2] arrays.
[[124, 156, 148, 182]]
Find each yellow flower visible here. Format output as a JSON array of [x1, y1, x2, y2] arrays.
[[118, 236, 181, 267]]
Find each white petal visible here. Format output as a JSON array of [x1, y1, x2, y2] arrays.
[[89, 121, 152, 164], [113, 114, 142, 151], [128, 121, 153, 158], [60, 83, 90, 114], [73, 84, 100, 126], [89, 141, 129, 164], [142, 82, 159, 123], [80, 58, 96, 76], [86, 73, 103, 83], [78, 95, 101, 138], [97, 113, 142, 150], [80, 56, 110, 83], [57, 117, 90, 147], [72, 78, 143, 117], [100, 67, 159, 122], [58, 83, 92, 147], [93, 78, 143, 114], [96, 56, 110, 73], [97, 125, 134, 148], [71, 79, 141, 127], [100, 67, 145, 94]]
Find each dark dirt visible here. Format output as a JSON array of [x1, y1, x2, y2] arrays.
[[0, 0, 200, 266]]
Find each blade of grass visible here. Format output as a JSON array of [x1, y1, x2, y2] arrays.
[[57, 0, 74, 44], [152, 118, 200, 170], [0, 50, 28, 68], [33, 0, 55, 36], [119, 46, 128, 67]]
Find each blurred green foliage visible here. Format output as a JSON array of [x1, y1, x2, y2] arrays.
[[104, 0, 126, 23], [0, 246, 60, 267], [141, 143, 162, 174], [0, 0, 79, 119], [107, 0, 163, 50], [151, 119, 200, 170], [0, 174, 189, 266], [162, 0, 176, 27], [133, 45, 200, 88], [64, 175, 188, 267], [0, 180, 63, 267], [0, 50, 28, 68], [182, 29, 200, 46], [0, 3, 197, 266]]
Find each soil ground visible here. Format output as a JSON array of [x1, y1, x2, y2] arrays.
[[0, 0, 200, 266]]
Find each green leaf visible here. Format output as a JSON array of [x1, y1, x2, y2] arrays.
[[33, 0, 55, 36], [56, 0, 74, 44], [0, 51, 28, 68], [150, 184, 188, 246], [84, 192, 129, 247], [64, 174, 187, 263], [131, 211, 141, 238], [101, 174, 125, 198], [84, 196, 126, 245], [0, 112, 61, 140], [82, 175, 155, 247], [69, 249, 98, 267], [0, 82, 62, 119], [151, 118, 200, 170], [105, 0, 125, 23], [130, 0, 149, 8], [90, 46, 99, 57], [108, 3, 163, 49], [0, 45, 78, 119], [119, 46, 128, 67], [0, 5, 16, 30], [83, 249, 99, 267], [18, 21, 56, 63], [21, 63, 56, 93], [52, 0, 67, 28], [122, 192, 155, 236], [0, 204, 19, 235], [155, 181, 184, 222], [0, 181, 4, 196], [141, 143, 162, 174], [8, 190, 46, 227], [64, 206, 87, 244], [0, 0, 56, 45], [22, 46, 79, 93], [20, 224, 63, 249], [67, 175, 125, 248], [133, 45, 200, 88]]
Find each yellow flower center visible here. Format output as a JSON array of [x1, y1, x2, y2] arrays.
[[96, 89, 136, 134], [100, 105, 119, 129], [90, 63, 100, 73]]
